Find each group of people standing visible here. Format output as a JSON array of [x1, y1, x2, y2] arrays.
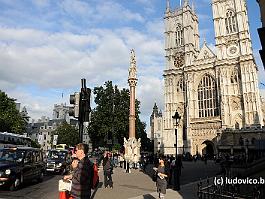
[[61, 145, 184, 199], [63, 143, 94, 199]]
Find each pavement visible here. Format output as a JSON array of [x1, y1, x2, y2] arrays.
[[92, 161, 218, 199]]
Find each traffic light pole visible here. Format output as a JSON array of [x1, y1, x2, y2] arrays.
[[79, 121, 84, 143], [70, 78, 91, 144]]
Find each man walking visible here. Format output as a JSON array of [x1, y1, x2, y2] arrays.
[[64, 143, 94, 198], [103, 152, 113, 188]]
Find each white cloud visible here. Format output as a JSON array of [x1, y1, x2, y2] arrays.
[[95, 1, 145, 23], [0, 25, 164, 123], [60, 0, 94, 18], [137, 75, 164, 122]]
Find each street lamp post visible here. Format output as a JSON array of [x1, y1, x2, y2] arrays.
[[245, 139, 249, 163], [172, 110, 181, 191]]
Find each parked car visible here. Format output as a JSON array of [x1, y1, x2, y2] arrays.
[[46, 149, 70, 175], [0, 146, 45, 191]]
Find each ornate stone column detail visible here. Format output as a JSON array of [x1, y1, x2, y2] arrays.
[[128, 49, 137, 138], [124, 49, 141, 168]]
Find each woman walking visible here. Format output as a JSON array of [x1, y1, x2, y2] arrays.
[[156, 158, 168, 199], [103, 152, 113, 188]]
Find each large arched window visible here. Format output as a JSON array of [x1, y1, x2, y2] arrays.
[[176, 24, 183, 47], [225, 10, 237, 34], [198, 75, 219, 117]]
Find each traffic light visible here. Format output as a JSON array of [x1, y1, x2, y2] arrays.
[[69, 92, 80, 118], [80, 87, 91, 122]]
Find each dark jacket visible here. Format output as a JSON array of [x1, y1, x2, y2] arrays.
[[103, 157, 112, 174], [71, 156, 93, 199]]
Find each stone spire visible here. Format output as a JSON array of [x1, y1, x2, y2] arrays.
[[166, 0, 170, 13], [183, 0, 189, 7], [191, 0, 195, 12], [152, 102, 159, 116]]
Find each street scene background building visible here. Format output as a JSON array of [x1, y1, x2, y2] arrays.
[[151, 0, 265, 157]]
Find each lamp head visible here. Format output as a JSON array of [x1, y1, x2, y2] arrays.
[[172, 110, 181, 126]]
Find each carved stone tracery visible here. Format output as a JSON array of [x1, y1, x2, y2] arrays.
[[174, 52, 184, 67]]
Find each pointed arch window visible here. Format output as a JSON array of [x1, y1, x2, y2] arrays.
[[177, 77, 184, 92], [235, 122, 240, 129], [225, 10, 237, 34], [231, 69, 239, 84], [198, 75, 219, 118], [176, 24, 183, 47]]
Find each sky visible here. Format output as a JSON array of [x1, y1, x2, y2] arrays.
[[0, 0, 264, 134]]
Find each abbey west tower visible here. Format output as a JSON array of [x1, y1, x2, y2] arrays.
[[163, 0, 264, 156]]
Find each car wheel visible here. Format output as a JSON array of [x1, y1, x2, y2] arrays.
[[38, 171, 44, 182], [10, 176, 21, 191]]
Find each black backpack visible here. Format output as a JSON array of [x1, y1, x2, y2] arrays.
[[152, 170, 157, 182]]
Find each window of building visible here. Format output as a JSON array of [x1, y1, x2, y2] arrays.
[[225, 10, 237, 34], [235, 122, 240, 129], [176, 24, 183, 47], [198, 75, 219, 117], [231, 69, 239, 83], [177, 78, 184, 92]]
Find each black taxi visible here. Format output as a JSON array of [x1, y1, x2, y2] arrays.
[[0, 146, 45, 191], [46, 149, 70, 175]]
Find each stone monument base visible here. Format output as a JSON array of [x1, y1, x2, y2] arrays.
[[123, 137, 141, 165]]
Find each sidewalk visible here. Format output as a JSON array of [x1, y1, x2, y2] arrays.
[[93, 165, 200, 199], [129, 181, 199, 199]]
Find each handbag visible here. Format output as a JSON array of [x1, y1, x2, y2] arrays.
[[59, 179, 72, 192], [152, 171, 157, 182]]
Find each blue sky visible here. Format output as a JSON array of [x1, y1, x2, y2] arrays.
[[0, 0, 264, 133]]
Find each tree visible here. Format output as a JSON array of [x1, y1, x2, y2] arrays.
[[0, 90, 26, 134], [53, 122, 79, 147], [87, 81, 151, 151]]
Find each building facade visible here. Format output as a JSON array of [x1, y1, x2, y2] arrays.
[[257, 0, 265, 68], [162, 0, 264, 156], [150, 103, 163, 154]]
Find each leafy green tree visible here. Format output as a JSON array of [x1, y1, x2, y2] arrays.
[[87, 81, 151, 151], [53, 122, 79, 147], [0, 90, 26, 134], [31, 140, 41, 148]]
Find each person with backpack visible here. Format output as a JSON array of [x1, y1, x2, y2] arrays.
[[102, 152, 113, 188]]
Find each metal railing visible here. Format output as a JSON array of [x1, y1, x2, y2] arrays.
[[197, 178, 263, 199]]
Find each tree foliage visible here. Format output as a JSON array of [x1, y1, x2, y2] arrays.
[[87, 81, 152, 151], [0, 90, 26, 134], [53, 122, 79, 147]]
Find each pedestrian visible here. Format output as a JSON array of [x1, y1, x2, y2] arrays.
[[133, 154, 138, 169], [156, 158, 168, 199], [64, 143, 94, 199], [103, 152, 113, 188]]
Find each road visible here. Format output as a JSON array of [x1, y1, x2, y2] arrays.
[[0, 174, 61, 199], [0, 160, 220, 199]]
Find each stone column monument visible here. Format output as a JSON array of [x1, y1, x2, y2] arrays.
[[124, 49, 141, 170]]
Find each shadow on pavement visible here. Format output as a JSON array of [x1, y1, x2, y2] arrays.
[[142, 194, 156, 199], [91, 182, 103, 199]]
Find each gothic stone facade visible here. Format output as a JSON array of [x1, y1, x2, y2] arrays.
[[150, 103, 163, 154], [162, 0, 264, 156]]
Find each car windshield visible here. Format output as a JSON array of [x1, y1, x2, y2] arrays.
[[0, 149, 24, 162], [48, 151, 66, 159]]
